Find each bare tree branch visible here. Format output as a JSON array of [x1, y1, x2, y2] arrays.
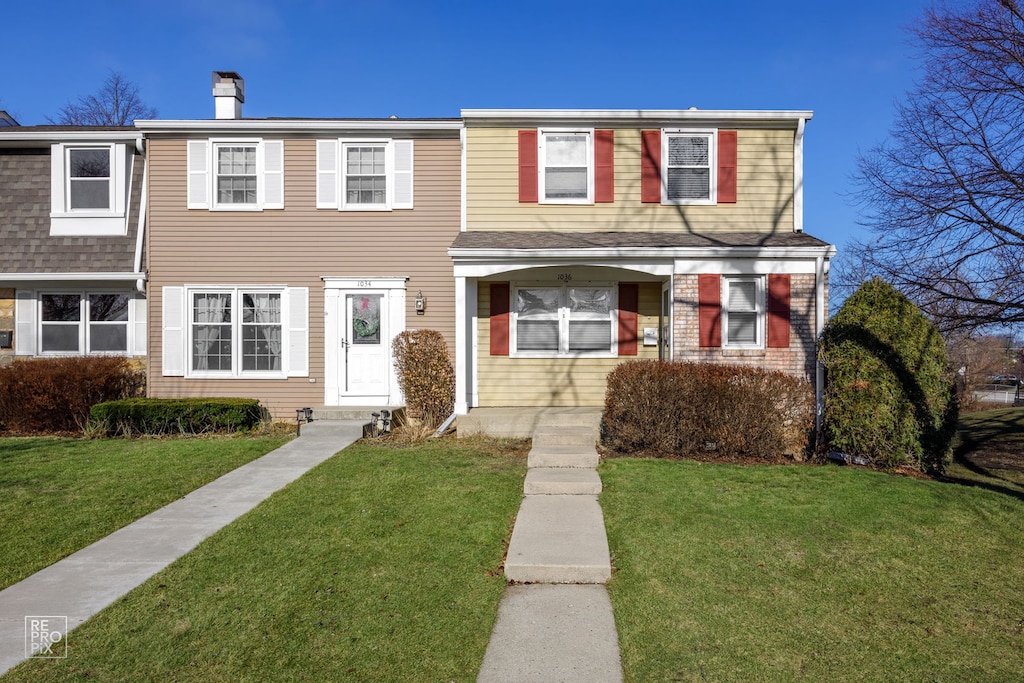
[[848, 0, 1024, 333], [49, 71, 157, 126]]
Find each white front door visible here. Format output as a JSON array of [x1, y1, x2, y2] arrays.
[[324, 278, 407, 406]]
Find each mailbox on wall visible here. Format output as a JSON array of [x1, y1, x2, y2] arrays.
[[0, 330, 12, 349]]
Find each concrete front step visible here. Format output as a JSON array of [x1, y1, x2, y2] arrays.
[[527, 445, 600, 469], [532, 425, 597, 448], [504, 495, 612, 584], [457, 407, 602, 439], [524, 467, 602, 495], [311, 406, 405, 421]]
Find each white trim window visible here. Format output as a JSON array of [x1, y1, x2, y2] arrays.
[[723, 277, 764, 348], [512, 284, 616, 356], [31, 291, 140, 355], [539, 129, 593, 204], [662, 129, 716, 205], [161, 286, 309, 379], [187, 139, 284, 211], [50, 143, 130, 235], [316, 139, 414, 211]]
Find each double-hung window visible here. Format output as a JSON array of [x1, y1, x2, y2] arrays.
[[186, 139, 284, 211], [723, 277, 763, 348], [316, 139, 414, 211], [50, 142, 130, 235], [68, 148, 112, 210], [214, 144, 258, 207], [190, 289, 284, 376], [662, 130, 716, 205], [539, 129, 593, 204], [38, 292, 131, 354], [512, 284, 615, 356]]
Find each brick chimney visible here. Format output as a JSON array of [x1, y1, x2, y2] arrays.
[[212, 71, 245, 120]]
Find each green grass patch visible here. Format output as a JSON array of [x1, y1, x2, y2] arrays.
[[601, 459, 1024, 682], [948, 406, 1024, 495], [5, 438, 526, 682], [0, 435, 290, 590]]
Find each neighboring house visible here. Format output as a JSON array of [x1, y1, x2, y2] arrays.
[[138, 73, 462, 418], [0, 124, 147, 366], [450, 109, 836, 413]]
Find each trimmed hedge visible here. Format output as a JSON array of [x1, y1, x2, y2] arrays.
[[603, 360, 814, 460], [0, 357, 144, 434], [89, 398, 267, 436], [820, 278, 958, 474]]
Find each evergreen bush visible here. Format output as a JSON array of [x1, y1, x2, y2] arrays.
[[819, 278, 958, 474], [392, 330, 455, 429], [89, 397, 266, 436]]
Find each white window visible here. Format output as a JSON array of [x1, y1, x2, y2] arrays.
[[68, 148, 112, 210], [22, 291, 142, 356], [214, 145, 257, 207], [316, 139, 414, 211], [512, 285, 615, 356], [723, 278, 764, 348], [187, 139, 284, 211], [50, 143, 130, 235], [161, 286, 309, 379], [662, 129, 716, 205], [539, 129, 593, 204]]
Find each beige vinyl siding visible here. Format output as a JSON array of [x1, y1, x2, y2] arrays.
[[465, 127, 794, 232], [147, 137, 460, 418], [476, 281, 661, 406]]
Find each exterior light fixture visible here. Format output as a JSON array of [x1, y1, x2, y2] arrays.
[[415, 290, 426, 314], [296, 407, 313, 435]]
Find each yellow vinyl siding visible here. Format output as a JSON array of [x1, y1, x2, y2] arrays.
[[476, 281, 661, 407], [465, 127, 794, 232], [147, 137, 460, 418]]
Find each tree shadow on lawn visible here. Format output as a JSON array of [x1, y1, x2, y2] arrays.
[[946, 408, 1024, 501]]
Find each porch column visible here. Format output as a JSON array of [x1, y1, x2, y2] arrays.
[[454, 276, 476, 414]]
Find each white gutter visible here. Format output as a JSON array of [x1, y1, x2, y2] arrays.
[[794, 117, 806, 233], [134, 141, 148, 293], [815, 254, 828, 440], [0, 130, 142, 143], [0, 272, 147, 282], [136, 119, 463, 134], [461, 109, 814, 128], [449, 245, 836, 261], [459, 126, 467, 232]]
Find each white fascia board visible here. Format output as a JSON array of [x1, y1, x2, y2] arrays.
[[452, 259, 675, 279], [0, 130, 142, 145], [448, 245, 835, 261], [461, 109, 814, 129], [137, 120, 463, 135], [0, 272, 147, 282]]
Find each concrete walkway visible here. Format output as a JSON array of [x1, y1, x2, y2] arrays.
[[0, 420, 364, 676], [478, 411, 623, 682]]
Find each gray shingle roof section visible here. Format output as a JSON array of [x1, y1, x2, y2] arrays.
[[450, 231, 832, 250], [0, 148, 142, 274]]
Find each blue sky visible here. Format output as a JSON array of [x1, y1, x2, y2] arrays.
[[1, 0, 934, 256]]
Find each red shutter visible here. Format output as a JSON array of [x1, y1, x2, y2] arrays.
[[518, 130, 538, 203], [490, 282, 510, 356], [595, 129, 615, 203], [698, 274, 721, 347], [718, 130, 737, 204], [767, 274, 791, 348], [641, 129, 661, 203], [618, 283, 639, 356]]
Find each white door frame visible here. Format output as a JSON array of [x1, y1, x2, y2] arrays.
[[323, 277, 407, 406]]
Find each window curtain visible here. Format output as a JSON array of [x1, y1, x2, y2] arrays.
[[253, 293, 283, 370], [194, 293, 230, 371]]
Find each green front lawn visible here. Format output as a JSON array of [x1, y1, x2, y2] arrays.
[[948, 407, 1024, 494], [5, 438, 527, 682], [0, 435, 290, 590], [601, 458, 1024, 682]]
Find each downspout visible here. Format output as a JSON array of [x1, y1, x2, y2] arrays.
[[134, 138, 148, 293], [794, 117, 805, 234], [815, 254, 827, 441]]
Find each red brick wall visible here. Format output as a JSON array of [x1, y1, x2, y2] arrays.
[[672, 273, 819, 380]]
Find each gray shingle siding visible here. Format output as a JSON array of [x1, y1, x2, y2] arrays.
[[0, 147, 141, 274]]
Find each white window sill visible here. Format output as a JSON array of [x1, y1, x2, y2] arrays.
[[186, 372, 288, 380], [49, 214, 127, 236], [510, 351, 618, 359]]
